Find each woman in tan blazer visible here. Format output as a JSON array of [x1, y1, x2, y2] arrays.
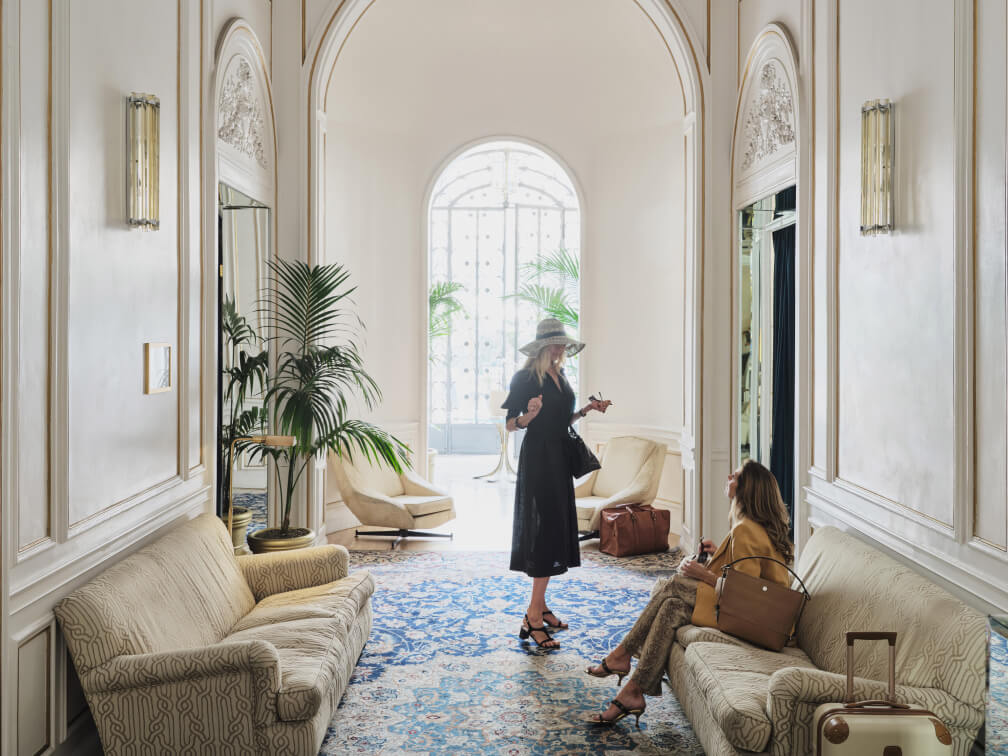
[[586, 459, 794, 725]]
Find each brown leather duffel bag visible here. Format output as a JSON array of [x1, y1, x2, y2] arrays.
[[599, 503, 670, 557]]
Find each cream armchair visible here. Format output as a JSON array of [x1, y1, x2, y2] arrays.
[[575, 435, 667, 540], [328, 453, 455, 547]]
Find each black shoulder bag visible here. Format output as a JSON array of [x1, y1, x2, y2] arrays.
[[565, 426, 601, 478]]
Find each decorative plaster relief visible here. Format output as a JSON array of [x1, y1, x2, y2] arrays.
[[741, 63, 795, 171], [217, 56, 267, 168]]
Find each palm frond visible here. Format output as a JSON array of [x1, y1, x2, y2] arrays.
[[429, 281, 466, 341], [507, 284, 579, 329], [520, 246, 580, 286]]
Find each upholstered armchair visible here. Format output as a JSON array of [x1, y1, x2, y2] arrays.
[[328, 454, 456, 547], [575, 435, 667, 539]]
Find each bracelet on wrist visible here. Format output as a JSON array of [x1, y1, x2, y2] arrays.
[[579, 407, 587, 417]]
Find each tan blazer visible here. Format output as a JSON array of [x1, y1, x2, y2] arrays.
[[691, 517, 791, 628]]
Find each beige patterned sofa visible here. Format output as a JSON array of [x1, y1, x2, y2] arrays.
[[54, 513, 373, 755], [666, 526, 986, 755]]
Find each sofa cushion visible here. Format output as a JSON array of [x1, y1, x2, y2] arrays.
[[224, 618, 351, 722], [397, 495, 453, 517], [575, 496, 608, 522], [54, 514, 255, 673], [795, 527, 987, 711], [230, 572, 374, 636], [676, 624, 815, 661], [593, 438, 654, 497], [684, 641, 818, 752]]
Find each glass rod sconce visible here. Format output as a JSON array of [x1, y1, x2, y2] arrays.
[[860, 99, 894, 235], [127, 93, 160, 230]]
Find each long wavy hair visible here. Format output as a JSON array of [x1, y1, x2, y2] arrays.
[[521, 346, 566, 387], [733, 459, 794, 564]]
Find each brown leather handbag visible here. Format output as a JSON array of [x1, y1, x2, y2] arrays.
[[599, 504, 670, 557], [714, 556, 811, 651]]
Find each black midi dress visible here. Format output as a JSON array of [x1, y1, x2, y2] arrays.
[[502, 368, 581, 578]]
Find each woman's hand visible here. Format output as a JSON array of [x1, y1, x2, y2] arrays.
[[587, 399, 612, 414], [699, 539, 716, 557], [526, 394, 543, 416], [680, 559, 718, 586]]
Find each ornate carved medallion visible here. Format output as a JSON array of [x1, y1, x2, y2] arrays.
[[217, 56, 267, 168], [741, 63, 795, 171]]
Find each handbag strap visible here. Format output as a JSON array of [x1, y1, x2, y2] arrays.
[[720, 556, 812, 599]]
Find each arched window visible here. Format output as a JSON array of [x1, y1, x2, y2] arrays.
[[428, 140, 581, 454]]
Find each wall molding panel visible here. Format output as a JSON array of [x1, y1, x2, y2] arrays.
[[805, 0, 1008, 614], [2, 2, 213, 752]]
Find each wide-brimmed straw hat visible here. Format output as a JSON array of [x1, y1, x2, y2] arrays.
[[519, 318, 585, 357]]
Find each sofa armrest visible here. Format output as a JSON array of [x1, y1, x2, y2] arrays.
[[237, 544, 349, 601], [401, 469, 449, 497], [767, 666, 984, 740], [84, 640, 279, 693]]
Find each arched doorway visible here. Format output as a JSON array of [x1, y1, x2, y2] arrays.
[[427, 139, 582, 455], [304, 0, 709, 547]]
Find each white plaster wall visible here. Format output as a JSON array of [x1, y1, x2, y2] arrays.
[[67, 0, 181, 521], [323, 0, 686, 435], [806, 0, 1008, 612], [836, 0, 955, 521], [215, 0, 272, 67], [737, 0, 802, 88], [974, 0, 1008, 549]]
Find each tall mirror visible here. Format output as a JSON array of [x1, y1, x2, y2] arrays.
[[217, 183, 271, 544], [737, 186, 796, 530]]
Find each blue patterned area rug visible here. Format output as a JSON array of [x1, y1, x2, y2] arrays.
[[320, 550, 705, 755]]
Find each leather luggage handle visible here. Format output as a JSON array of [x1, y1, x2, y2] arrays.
[[720, 556, 811, 599], [847, 631, 896, 645], [844, 631, 898, 705]]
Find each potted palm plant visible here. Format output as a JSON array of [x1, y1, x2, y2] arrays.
[[220, 296, 269, 549], [247, 259, 409, 553]]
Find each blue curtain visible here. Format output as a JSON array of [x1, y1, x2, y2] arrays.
[[769, 223, 795, 540]]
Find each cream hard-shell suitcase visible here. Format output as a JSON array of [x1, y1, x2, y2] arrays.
[[814, 632, 954, 755]]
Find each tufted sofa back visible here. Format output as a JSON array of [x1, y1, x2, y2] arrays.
[[795, 526, 986, 710], [55, 514, 255, 674]]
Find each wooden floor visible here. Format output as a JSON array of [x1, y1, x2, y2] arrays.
[[327, 453, 679, 554]]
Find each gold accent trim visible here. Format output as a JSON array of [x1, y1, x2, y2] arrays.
[[972, 535, 1007, 552], [198, 0, 205, 470], [706, 0, 711, 71], [302, 0, 306, 63], [832, 0, 839, 476], [177, 0, 183, 477], [45, 0, 53, 544], [17, 625, 52, 756], [834, 476, 954, 531], [68, 474, 182, 531]]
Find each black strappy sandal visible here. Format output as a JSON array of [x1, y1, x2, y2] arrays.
[[586, 698, 645, 726], [518, 614, 559, 649], [542, 608, 569, 631], [586, 658, 630, 685]]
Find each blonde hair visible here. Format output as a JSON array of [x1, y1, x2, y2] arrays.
[[521, 346, 566, 386], [732, 459, 794, 564]]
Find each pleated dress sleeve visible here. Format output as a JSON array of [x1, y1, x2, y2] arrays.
[[501, 370, 539, 421]]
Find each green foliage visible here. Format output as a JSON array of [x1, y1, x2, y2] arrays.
[[429, 281, 466, 337], [221, 296, 268, 514], [259, 260, 410, 533], [509, 246, 580, 329], [428, 280, 466, 365]]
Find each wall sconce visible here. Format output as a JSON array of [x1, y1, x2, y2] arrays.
[[860, 99, 894, 235], [127, 93, 160, 230]]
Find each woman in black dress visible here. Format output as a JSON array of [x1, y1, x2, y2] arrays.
[[502, 318, 611, 649]]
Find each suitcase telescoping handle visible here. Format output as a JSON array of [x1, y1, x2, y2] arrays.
[[844, 631, 908, 708]]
